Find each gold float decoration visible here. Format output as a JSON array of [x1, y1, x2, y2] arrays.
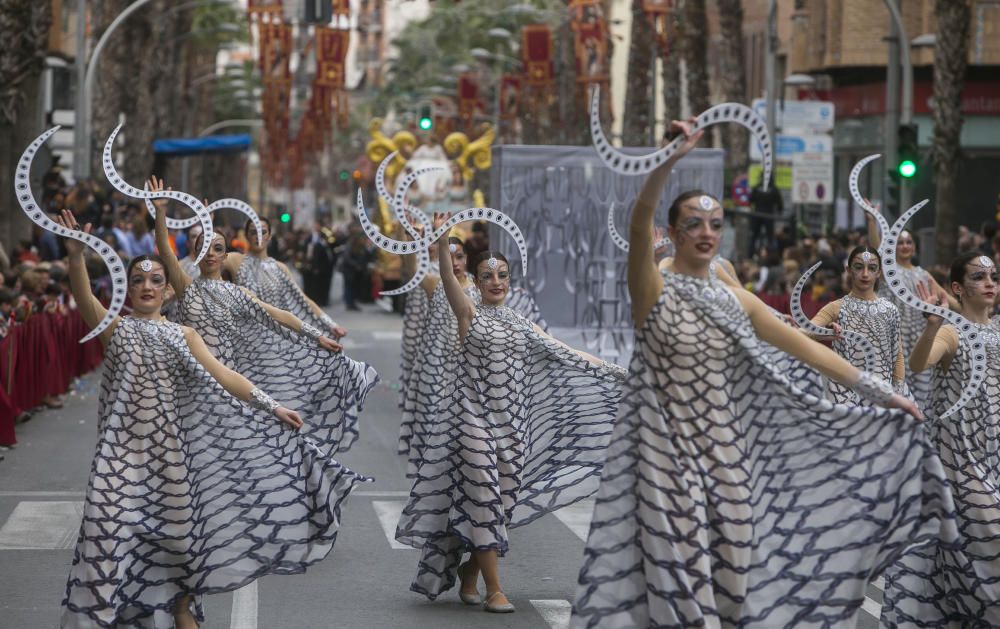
[[443, 123, 496, 182], [365, 118, 417, 180]]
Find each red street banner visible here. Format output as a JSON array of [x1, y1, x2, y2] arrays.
[[521, 24, 554, 87], [570, 0, 609, 85], [499, 74, 521, 119]]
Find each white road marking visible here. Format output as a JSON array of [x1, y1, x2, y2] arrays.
[[372, 330, 403, 341], [0, 491, 84, 497], [551, 501, 594, 541], [0, 501, 82, 549], [531, 599, 572, 629], [229, 581, 258, 629], [372, 500, 414, 550]]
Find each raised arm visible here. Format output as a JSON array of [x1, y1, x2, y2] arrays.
[[735, 289, 922, 418], [808, 300, 844, 341], [183, 326, 303, 429], [56, 211, 116, 346], [433, 213, 475, 339], [629, 119, 703, 328], [146, 176, 191, 297], [866, 213, 882, 250]]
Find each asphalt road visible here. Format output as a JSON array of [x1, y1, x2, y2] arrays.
[[0, 296, 883, 629]]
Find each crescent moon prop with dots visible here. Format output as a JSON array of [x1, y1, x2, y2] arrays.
[[790, 261, 879, 375], [356, 189, 529, 276], [607, 202, 673, 255], [142, 196, 264, 249], [16, 127, 127, 343], [880, 200, 987, 418], [102, 124, 214, 265], [848, 154, 890, 241], [589, 85, 774, 190], [380, 164, 447, 296]]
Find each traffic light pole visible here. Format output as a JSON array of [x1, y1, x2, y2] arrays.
[[882, 0, 913, 214]]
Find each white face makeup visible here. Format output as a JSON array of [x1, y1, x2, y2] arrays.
[[128, 262, 167, 314], [671, 202, 724, 262], [476, 261, 510, 303], [849, 251, 880, 288]]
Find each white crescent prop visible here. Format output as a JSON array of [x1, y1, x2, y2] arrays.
[[16, 127, 127, 343], [848, 154, 890, 241], [880, 200, 987, 418], [356, 190, 528, 274], [590, 85, 774, 190], [380, 164, 446, 296], [789, 261, 879, 375], [102, 124, 214, 265], [142, 197, 263, 250], [607, 202, 673, 255]]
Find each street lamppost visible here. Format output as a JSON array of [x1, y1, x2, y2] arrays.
[[72, 0, 239, 180]]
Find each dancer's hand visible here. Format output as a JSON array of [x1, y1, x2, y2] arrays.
[[318, 335, 343, 352], [147, 176, 169, 209], [274, 406, 304, 429], [56, 210, 89, 256], [915, 281, 944, 325], [828, 322, 844, 341], [665, 117, 704, 160], [432, 212, 449, 240], [330, 325, 347, 339], [886, 394, 924, 421]]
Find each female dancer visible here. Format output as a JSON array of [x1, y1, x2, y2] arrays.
[[807, 246, 908, 402], [396, 213, 625, 613], [54, 211, 367, 629], [881, 252, 1000, 625], [397, 231, 478, 472], [147, 179, 377, 453], [224, 217, 347, 339], [868, 214, 955, 407], [397, 220, 437, 410], [572, 120, 956, 628]]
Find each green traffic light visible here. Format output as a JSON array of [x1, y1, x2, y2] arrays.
[[898, 160, 917, 178], [338, 170, 349, 181], [419, 117, 433, 131], [280, 212, 291, 223]]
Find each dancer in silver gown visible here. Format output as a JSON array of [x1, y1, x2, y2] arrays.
[[147, 180, 377, 453], [397, 228, 438, 410], [396, 213, 625, 613], [397, 234, 479, 472], [572, 120, 956, 628], [808, 246, 908, 403], [225, 218, 347, 339], [54, 211, 367, 629], [868, 216, 955, 408], [881, 253, 1000, 627]]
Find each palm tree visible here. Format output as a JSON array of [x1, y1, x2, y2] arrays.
[[622, 0, 654, 146], [661, 8, 681, 122], [716, 0, 748, 172], [681, 0, 710, 119], [0, 0, 52, 250], [931, 0, 971, 266]]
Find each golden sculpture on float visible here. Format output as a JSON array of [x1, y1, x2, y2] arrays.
[[363, 117, 495, 233]]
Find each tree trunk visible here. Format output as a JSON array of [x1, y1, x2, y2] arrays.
[[661, 8, 681, 122], [716, 0, 748, 173], [0, 0, 52, 251], [91, 0, 132, 183], [931, 0, 971, 266], [681, 0, 710, 120], [622, 0, 654, 146]]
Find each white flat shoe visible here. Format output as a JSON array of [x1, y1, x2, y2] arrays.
[[483, 591, 515, 613], [458, 562, 481, 605]]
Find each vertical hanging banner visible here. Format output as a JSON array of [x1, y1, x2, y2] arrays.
[[641, 0, 674, 58], [315, 26, 350, 126], [457, 73, 483, 130], [569, 0, 609, 86], [521, 24, 554, 87], [499, 74, 522, 120], [250, 2, 293, 186]]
